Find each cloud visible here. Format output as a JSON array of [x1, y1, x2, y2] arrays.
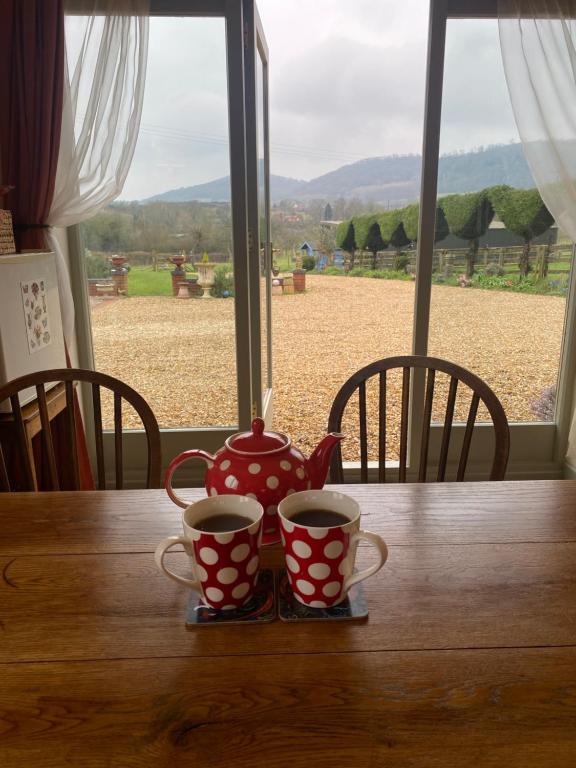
[[120, 8, 521, 199], [440, 20, 519, 152]]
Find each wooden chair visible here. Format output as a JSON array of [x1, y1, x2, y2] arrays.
[[327, 355, 510, 483], [0, 368, 161, 491]]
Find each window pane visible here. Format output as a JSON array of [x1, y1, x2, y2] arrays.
[[256, 0, 429, 459], [428, 19, 570, 424], [82, 17, 238, 429]]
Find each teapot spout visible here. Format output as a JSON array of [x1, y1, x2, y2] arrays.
[[307, 432, 345, 489]]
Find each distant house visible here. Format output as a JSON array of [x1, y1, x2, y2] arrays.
[[272, 211, 303, 224], [300, 241, 315, 258], [435, 220, 557, 250]]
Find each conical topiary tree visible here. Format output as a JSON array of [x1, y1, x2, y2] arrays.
[[351, 215, 372, 258], [378, 209, 410, 270], [364, 220, 388, 270], [488, 186, 554, 277], [336, 220, 357, 269], [439, 191, 494, 277], [352, 214, 388, 269], [401, 203, 449, 245]]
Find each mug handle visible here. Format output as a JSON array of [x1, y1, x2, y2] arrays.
[[342, 530, 388, 593], [154, 535, 201, 591], [165, 449, 215, 509]]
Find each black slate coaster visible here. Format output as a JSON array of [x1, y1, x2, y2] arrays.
[[185, 569, 276, 627], [278, 569, 369, 622]]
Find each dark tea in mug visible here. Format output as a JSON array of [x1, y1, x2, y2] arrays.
[[195, 513, 254, 533], [288, 509, 349, 528]]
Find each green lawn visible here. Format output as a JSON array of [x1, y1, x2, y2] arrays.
[[127, 267, 173, 296], [123, 262, 570, 299]]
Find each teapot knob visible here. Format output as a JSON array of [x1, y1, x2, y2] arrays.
[[252, 417, 265, 436]]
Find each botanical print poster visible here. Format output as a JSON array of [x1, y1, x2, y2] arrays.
[[21, 279, 51, 354]]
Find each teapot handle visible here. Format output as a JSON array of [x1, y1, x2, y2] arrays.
[[165, 449, 216, 509]]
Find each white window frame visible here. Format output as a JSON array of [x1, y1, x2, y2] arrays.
[[67, 0, 576, 484]]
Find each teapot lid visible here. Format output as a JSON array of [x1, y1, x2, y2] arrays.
[[227, 417, 290, 454]]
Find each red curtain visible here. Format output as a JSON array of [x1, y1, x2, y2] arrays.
[[0, 0, 93, 490], [0, 0, 63, 251]]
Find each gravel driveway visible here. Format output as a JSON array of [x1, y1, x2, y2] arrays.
[[91, 275, 565, 460]]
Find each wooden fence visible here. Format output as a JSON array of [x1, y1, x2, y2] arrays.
[[353, 243, 575, 277]]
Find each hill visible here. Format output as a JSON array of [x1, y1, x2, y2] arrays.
[[146, 173, 305, 204], [141, 143, 536, 206]]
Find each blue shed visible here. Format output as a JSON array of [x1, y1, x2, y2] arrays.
[[299, 241, 315, 258]]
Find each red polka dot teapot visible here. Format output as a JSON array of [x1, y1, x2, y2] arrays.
[[165, 418, 344, 545]]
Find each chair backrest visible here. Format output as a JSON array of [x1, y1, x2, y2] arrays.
[[327, 355, 510, 483], [0, 368, 161, 491]]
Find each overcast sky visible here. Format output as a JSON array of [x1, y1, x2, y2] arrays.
[[121, 3, 519, 200]]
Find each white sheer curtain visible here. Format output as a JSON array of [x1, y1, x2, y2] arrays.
[[498, 0, 576, 467], [47, 0, 149, 342]]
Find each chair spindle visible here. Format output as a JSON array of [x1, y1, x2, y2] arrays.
[[36, 384, 59, 490], [11, 394, 35, 489], [65, 381, 80, 488], [418, 368, 436, 482], [399, 367, 410, 482], [437, 376, 458, 481], [378, 371, 387, 482], [114, 392, 123, 489], [92, 384, 106, 490], [457, 392, 480, 481], [0, 445, 10, 491], [359, 381, 368, 483]]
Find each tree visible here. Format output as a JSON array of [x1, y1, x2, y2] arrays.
[[318, 224, 336, 261], [352, 215, 387, 270], [364, 221, 388, 270], [323, 202, 333, 221], [439, 191, 494, 277], [336, 220, 357, 268], [488, 186, 554, 277], [82, 209, 135, 252], [377, 209, 409, 269], [401, 203, 449, 245]]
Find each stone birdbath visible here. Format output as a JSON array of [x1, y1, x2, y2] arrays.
[[169, 252, 187, 296], [195, 260, 217, 299], [109, 254, 129, 295]]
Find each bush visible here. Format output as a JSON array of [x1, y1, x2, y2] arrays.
[[210, 263, 235, 298], [484, 262, 505, 277], [393, 253, 410, 272], [301, 254, 316, 271], [85, 251, 110, 279], [323, 266, 345, 276], [347, 267, 413, 281], [377, 209, 407, 248]]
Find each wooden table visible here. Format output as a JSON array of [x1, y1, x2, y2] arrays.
[[1, 481, 575, 766]]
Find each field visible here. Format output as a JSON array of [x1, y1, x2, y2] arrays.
[[91, 275, 566, 460]]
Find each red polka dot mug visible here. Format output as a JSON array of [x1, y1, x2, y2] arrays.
[[278, 490, 388, 608], [154, 495, 264, 610], [165, 418, 344, 545]]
